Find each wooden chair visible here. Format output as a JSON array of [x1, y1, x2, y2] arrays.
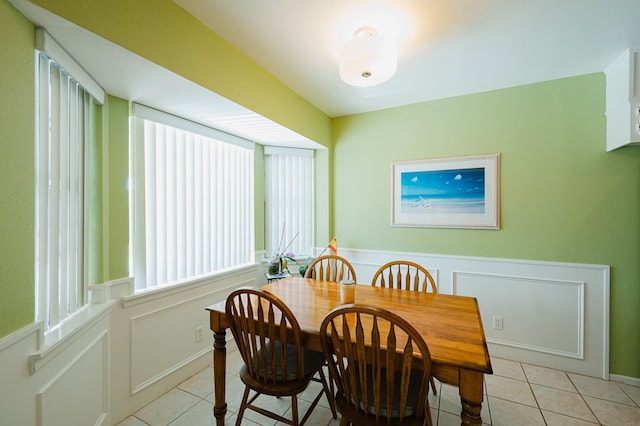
[[320, 305, 434, 426], [371, 260, 437, 293], [225, 287, 337, 426], [371, 260, 438, 395], [304, 254, 357, 283]]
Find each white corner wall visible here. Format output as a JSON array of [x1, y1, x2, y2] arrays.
[[0, 265, 259, 426], [110, 267, 259, 423], [0, 314, 111, 426]]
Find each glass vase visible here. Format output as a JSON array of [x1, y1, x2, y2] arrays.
[[267, 255, 281, 275]]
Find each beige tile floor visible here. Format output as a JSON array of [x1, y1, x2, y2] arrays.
[[116, 343, 640, 426]]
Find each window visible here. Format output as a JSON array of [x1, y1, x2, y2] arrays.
[[264, 147, 314, 258], [34, 31, 103, 333], [131, 105, 255, 291]]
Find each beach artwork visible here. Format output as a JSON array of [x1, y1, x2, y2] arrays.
[[391, 154, 500, 229], [401, 167, 485, 215]]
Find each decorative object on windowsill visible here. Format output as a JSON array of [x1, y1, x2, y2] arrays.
[[298, 237, 338, 277], [267, 252, 297, 275], [268, 227, 299, 275], [267, 256, 281, 275]]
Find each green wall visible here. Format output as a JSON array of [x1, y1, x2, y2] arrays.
[[332, 74, 640, 377], [87, 94, 129, 284], [0, 0, 35, 337], [105, 96, 130, 280]]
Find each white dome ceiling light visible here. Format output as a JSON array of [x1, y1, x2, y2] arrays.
[[339, 27, 398, 87]]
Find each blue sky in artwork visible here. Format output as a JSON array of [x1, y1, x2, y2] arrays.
[[401, 167, 485, 199]]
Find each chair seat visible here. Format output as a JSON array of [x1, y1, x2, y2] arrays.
[[240, 341, 326, 381], [349, 364, 424, 419]]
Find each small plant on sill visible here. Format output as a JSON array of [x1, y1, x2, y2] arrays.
[[268, 228, 299, 275]]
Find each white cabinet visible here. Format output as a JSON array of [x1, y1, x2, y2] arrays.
[[605, 48, 640, 151]]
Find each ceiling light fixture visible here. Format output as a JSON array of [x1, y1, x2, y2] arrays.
[[339, 27, 397, 87]]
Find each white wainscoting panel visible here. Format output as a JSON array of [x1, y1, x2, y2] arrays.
[[0, 265, 260, 426], [453, 272, 584, 358], [111, 267, 258, 423], [37, 331, 109, 426], [0, 323, 43, 426], [130, 291, 218, 394], [129, 276, 255, 394], [0, 311, 111, 426], [340, 248, 609, 378]]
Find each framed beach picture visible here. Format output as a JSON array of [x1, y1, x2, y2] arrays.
[[391, 154, 500, 229]]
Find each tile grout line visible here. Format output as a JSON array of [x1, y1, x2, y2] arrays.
[[566, 372, 606, 425], [521, 366, 550, 425]]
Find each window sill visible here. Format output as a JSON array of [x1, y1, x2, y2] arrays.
[[29, 300, 115, 375], [121, 263, 259, 308]]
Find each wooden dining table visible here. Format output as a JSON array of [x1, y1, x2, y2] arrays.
[[206, 276, 493, 425]]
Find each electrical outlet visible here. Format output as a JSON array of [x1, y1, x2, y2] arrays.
[[195, 325, 204, 342], [492, 315, 503, 331]]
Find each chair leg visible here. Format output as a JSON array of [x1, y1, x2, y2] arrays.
[[430, 377, 438, 395], [318, 366, 337, 418], [235, 386, 252, 426], [426, 400, 434, 426], [291, 395, 299, 426]]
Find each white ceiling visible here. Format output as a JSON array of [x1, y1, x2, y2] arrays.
[[10, 0, 640, 147], [174, 0, 640, 117]]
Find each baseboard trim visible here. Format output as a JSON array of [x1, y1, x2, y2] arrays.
[[610, 373, 640, 387]]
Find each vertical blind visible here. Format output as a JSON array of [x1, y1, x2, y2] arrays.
[[132, 108, 255, 290], [264, 147, 314, 257], [35, 52, 91, 331]]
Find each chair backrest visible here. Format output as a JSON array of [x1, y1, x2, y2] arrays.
[[320, 305, 433, 425], [303, 255, 357, 283], [371, 260, 437, 293], [225, 287, 304, 384]]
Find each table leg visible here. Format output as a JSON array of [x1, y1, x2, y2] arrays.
[[459, 369, 484, 425], [213, 329, 227, 426]]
